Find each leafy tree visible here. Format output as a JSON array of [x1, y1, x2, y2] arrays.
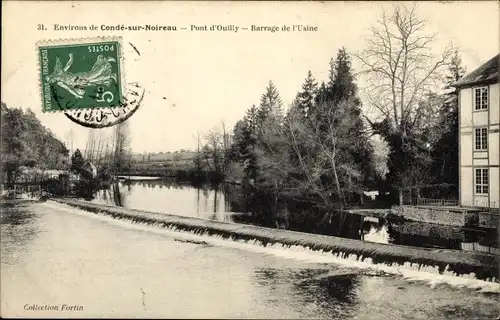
[[331, 48, 374, 188], [304, 48, 375, 203], [1, 105, 26, 186], [295, 70, 318, 119], [257, 81, 283, 125], [232, 105, 259, 182], [329, 48, 359, 104], [1, 103, 69, 187], [70, 149, 85, 174], [288, 71, 319, 171], [430, 50, 466, 189], [254, 81, 288, 189]]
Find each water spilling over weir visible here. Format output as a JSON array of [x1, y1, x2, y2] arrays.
[[50, 199, 499, 289]]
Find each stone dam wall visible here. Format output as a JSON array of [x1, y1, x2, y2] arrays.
[[51, 198, 499, 281]]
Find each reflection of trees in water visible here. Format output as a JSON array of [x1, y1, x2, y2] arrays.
[[463, 228, 498, 246], [202, 188, 210, 198], [192, 183, 233, 221], [213, 187, 218, 213], [385, 220, 498, 252], [253, 267, 360, 317], [135, 179, 175, 189], [227, 188, 365, 238], [131, 179, 201, 191], [94, 180, 370, 238], [197, 183, 367, 237], [222, 184, 245, 213], [112, 182, 125, 207], [389, 231, 462, 250], [95, 182, 126, 207], [196, 188, 200, 215], [361, 218, 387, 235]]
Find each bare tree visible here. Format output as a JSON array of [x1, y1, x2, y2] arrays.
[[220, 121, 232, 177], [203, 128, 222, 175], [82, 130, 112, 175], [285, 98, 367, 222], [200, 122, 233, 180], [356, 4, 454, 131], [193, 132, 203, 172], [355, 4, 455, 188], [113, 121, 130, 175], [64, 129, 74, 167]]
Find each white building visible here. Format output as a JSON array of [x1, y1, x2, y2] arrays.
[[453, 54, 499, 208]]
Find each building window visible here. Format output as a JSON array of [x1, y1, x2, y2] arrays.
[[474, 87, 488, 110], [474, 128, 488, 150], [475, 168, 489, 194]]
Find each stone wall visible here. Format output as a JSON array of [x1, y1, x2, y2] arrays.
[[478, 212, 499, 229], [390, 221, 463, 240], [391, 206, 465, 227], [392, 206, 499, 229]]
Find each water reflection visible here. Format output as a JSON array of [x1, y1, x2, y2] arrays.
[[88, 179, 499, 255], [387, 221, 499, 254], [0, 203, 40, 265], [92, 181, 234, 222]]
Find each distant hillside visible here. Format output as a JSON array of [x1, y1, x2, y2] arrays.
[[1, 102, 69, 185], [120, 150, 197, 175], [129, 150, 197, 163]]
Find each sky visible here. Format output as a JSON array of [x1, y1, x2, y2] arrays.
[[2, 1, 499, 153]]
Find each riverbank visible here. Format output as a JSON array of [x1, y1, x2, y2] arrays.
[[52, 198, 499, 281]]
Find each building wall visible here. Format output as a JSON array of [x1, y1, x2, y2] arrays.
[[459, 82, 499, 208], [460, 167, 473, 204], [491, 82, 500, 124], [490, 167, 499, 207]]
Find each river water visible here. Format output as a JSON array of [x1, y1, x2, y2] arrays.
[[1, 180, 499, 318], [93, 179, 499, 255]]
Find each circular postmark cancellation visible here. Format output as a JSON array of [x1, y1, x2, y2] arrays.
[[62, 81, 144, 128], [36, 36, 144, 128]]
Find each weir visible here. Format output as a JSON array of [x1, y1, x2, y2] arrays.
[[51, 198, 499, 282]]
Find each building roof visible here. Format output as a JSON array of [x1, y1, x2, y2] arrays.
[[452, 54, 499, 88]]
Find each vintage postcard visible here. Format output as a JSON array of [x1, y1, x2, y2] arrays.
[[1, 1, 499, 319]]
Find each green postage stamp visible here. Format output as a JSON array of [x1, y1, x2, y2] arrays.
[[37, 37, 124, 112]]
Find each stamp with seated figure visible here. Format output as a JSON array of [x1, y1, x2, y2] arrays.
[[37, 37, 145, 128], [37, 37, 124, 113]]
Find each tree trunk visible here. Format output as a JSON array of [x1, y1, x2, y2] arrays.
[[330, 142, 343, 224]]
